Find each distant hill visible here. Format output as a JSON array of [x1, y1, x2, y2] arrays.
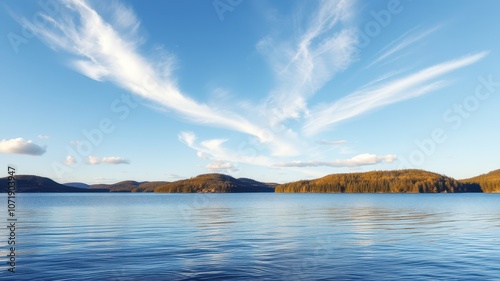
[[133, 181, 170, 192], [90, 180, 140, 192], [238, 178, 278, 189], [155, 173, 275, 193], [64, 182, 90, 189], [3, 170, 497, 193], [0, 175, 107, 193], [90, 180, 169, 192], [460, 169, 500, 193], [275, 169, 482, 193]]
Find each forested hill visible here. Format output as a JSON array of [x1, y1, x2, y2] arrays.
[[275, 170, 482, 193], [89, 180, 169, 192], [2, 170, 498, 193], [460, 169, 500, 193], [155, 173, 275, 193]]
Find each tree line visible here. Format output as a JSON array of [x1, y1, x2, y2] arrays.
[[460, 169, 500, 193], [275, 170, 482, 193]]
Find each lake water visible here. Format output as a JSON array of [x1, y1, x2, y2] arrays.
[[1, 193, 500, 280]]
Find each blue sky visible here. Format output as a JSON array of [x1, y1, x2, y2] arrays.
[[1, 0, 499, 184]]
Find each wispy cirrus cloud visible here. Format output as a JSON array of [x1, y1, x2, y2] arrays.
[[178, 132, 272, 168], [304, 51, 488, 135], [258, 0, 358, 124], [16, 0, 487, 176], [366, 26, 441, 69], [0, 138, 46, 156], [319, 140, 347, 145], [275, 153, 397, 168], [18, 0, 275, 146]]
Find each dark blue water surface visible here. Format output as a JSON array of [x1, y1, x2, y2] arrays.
[[1, 193, 500, 280]]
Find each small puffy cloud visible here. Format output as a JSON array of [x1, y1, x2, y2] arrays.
[[0, 138, 46, 156], [38, 134, 49, 140], [274, 153, 397, 168], [65, 155, 77, 166], [86, 156, 130, 165], [206, 160, 238, 173], [87, 156, 100, 165], [197, 151, 208, 159], [102, 157, 130, 164], [319, 140, 347, 145]]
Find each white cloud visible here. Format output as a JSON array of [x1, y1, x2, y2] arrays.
[[206, 160, 238, 173], [0, 138, 46, 156], [201, 138, 227, 150], [17, 1, 487, 175], [19, 0, 271, 146], [197, 151, 208, 159], [178, 132, 196, 147], [109, 1, 141, 35], [65, 155, 76, 166], [179, 132, 273, 168], [319, 140, 347, 145], [37, 134, 49, 140], [274, 154, 397, 168], [304, 52, 488, 135], [259, 0, 358, 124], [87, 156, 100, 165], [366, 26, 441, 69], [102, 156, 130, 164], [86, 156, 129, 165]]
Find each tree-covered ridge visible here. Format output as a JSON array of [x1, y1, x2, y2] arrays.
[[132, 181, 171, 192], [90, 180, 141, 192], [275, 169, 482, 193], [89, 180, 169, 192], [154, 173, 275, 193], [460, 169, 500, 193], [3, 170, 500, 193]]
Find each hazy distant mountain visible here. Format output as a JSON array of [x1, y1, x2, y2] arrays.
[[90, 180, 140, 192], [64, 182, 90, 189], [155, 173, 275, 193], [460, 169, 500, 193], [0, 175, 107, 193], [275, 169, 483, 193], [238, 178, 278, 189]]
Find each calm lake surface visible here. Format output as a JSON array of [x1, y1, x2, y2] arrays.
[[1, 193, 500, 280]]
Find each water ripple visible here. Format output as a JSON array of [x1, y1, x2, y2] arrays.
[[0, 193, 499, 280]]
